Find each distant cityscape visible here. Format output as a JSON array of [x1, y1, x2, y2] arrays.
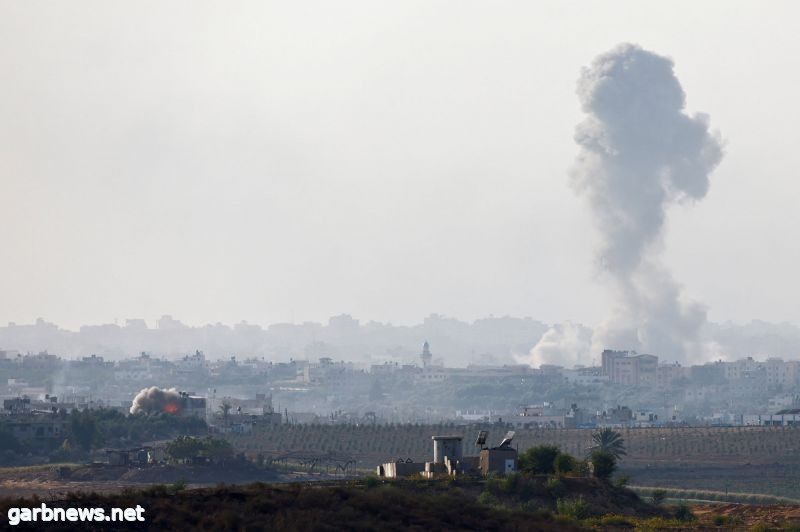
[[3, 334, 800, 443]]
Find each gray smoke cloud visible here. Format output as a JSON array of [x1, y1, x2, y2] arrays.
[[574, 43, 724, 362], [529, 44, 723, 367], [528, 322, 593, 368], [130, 386, 182, 415]]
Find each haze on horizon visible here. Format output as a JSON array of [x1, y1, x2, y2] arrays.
[[2, 1, 800, 332]]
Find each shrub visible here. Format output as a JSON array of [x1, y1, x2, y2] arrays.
[[516, 479, 538, 501], [712, 515, 727, 526], [501, 472, 520, 493], [142, 484, 169, 497], [590, 450, 616, 480], [525, 506, 552, 520], [168, 479, 187, 494], [598, 514, 633, 527], [364, 475, 380, 489], [554, 453, 576, 475], [650, 489, 666, 505], [476, 491, 500, 507], [674, 504, 695, 522], [636, 517, 684, 530], [576, 459, 591, 477], [553, 514, 576, 526], [614, 473, 630, 487], [556, 496, 590, 519], [485, 473, 502, 494], [546, 477, 566, 498], [519, 444, 560, 474]]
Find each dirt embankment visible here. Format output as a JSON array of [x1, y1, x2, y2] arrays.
[[693, 503, 800, 528], [0, 463, 280, 484], [0, 463, 288, 498], [118, 463, 281, 484]]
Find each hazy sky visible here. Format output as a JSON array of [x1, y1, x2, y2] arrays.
[[1, 1, 799, 330]]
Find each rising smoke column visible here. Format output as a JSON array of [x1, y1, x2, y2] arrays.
[[575, 43, 723, 361], [530, 43, 723, 365], [130, 386, 182, 415]]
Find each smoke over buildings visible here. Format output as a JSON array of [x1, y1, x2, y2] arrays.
[[130, 386, 183, 415], [532, 43, 724, 365], [528, 322, 593, 368]]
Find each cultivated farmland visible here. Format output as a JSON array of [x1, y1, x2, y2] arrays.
[[229, 423, 800, 498]]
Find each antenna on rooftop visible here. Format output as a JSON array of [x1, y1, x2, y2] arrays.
[[475, 430, 488, 449], [498, 430, 515, 448]]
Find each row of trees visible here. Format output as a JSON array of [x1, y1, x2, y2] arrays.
[[0, 409, 208, 466], [65, 409, 207, 451], [518, 445, 617, 479], [518, 428, 626, 480]]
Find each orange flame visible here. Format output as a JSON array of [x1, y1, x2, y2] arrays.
[[163, 403, 180, 414]]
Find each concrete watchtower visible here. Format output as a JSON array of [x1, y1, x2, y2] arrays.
[[431, 435, 462, 464]]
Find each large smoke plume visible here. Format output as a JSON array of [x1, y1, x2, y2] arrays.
[[130, 386, 182, 415], [532, 43, 723, 365]]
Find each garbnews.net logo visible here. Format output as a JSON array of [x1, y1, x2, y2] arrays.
[[7, 504, 145, 525]]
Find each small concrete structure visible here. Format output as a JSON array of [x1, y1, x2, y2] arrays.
[[431, 435, 462, 464], [377, 460, 425, 478], [376, 431, 516, 479], [479, 447, 517, 475]]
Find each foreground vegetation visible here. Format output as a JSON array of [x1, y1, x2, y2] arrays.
[[0, 476, 668, 531], [0, 437, 794, 531], [3, 474, 798, 531]]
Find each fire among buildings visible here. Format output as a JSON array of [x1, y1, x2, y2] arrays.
[[129, 386, 206, 418]]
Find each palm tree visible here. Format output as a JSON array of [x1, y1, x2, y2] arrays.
[[589, 428, 627, 459]]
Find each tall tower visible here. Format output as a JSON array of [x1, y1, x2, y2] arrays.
[[421, 341, 432, 367]]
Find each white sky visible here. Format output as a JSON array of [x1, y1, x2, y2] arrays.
[[1, 1, 798, 330]]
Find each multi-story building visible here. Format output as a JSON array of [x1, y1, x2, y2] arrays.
[[722, 357, 763, 380], [765, 358, 800, 388], [657, 362, 686, 388], [562, 367, 609, 386], [601, 350, 658, 386], [5, 417, 67, 441]]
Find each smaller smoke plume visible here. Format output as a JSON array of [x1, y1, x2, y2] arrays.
[[529, 322, 593, 368], [130, 386, 182, 415]]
